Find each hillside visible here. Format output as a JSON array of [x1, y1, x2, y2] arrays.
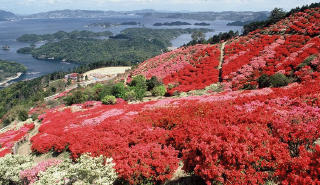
[[0, 59, 27, 85], [28, 28, 212, 64], [0, 10, 17, 21], [1, 6, 320, 185], [130, 7, 320, 93]]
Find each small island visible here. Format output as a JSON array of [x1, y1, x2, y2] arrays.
[[227, 20, 252, 26], [121, 21, 138, 25], [0, 59, 27, 87], [87, 22, 119, 28], [194, 22, 210, 26], [2, 45, 10, 50], [17, 30, 113, 43], [153, 21, 192, 26], [87, 21, 144, 28]]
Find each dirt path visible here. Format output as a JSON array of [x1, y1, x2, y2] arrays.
[[218, 42, 226, 82], [17, 121, 41, 156], [218, 42, 226, 70]]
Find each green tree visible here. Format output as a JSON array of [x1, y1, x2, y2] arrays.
[[64, 90, 88, 105], [147, 76, 161, 90], [51, 86, 57, 93], [129, 75, 147, 101], [191, 30, 206, 44], [268, 8, 287, 24]]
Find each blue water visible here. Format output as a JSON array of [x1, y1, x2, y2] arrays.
[[0, 15, 242, 86]]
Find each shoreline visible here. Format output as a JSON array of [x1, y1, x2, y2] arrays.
[[0, 72, 22, 87]]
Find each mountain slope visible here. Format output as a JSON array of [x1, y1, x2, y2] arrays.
[[130, 7, 320, 93], [2, 6, 320, 185], [0, 10, 17, 21]]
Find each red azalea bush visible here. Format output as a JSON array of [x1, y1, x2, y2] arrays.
[[129, 44, 211, 80], [29, 77, 320, 184], [0, 123, 35, 157], [25, 7, 320, 184], [163, 45, 220, 95]]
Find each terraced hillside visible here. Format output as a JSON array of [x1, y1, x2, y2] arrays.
[[1, 7, 320, 185]]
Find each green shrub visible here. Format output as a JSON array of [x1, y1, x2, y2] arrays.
[[298, 55, 315, 69], [258, 74, 270, 88], [97, 84, 113, 100], [31, 113, 39, 121], [258, 73, 289, 88], [64, 89, 89, 105], [129, 75, 147, 87], [18, 110, 29, 121], [125, 90, 136, 101], [102, 95, 117, 105], [151, 85, 167, 96], [269, 73, 289, 87], [129, 75, 147, 101], [147, 76, 161, 90], [111, 83, 127, 99]]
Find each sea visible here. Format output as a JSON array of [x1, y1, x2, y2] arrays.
[[0, 15, 242, 88]]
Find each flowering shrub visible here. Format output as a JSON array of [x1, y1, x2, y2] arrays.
[[0, 154, 34, 184], [32, 154, 117, 185], [3, 7, 320, 184], [129, 44, 211, 80], [114, 143, 179, 184], [0, 123, 35, 157], [163, 45, 220, 95], [20, 159, 62, 184], [28, 76, 320, 184]]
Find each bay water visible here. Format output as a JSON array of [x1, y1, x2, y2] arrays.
[[0, 15, 242, 86]]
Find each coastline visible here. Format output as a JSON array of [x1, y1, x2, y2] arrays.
[[0, 72, 22, 87]]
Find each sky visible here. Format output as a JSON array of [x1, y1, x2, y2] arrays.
[[0, 0, 318, 15]]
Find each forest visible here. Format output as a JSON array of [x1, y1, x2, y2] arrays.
[[16, 30, 113, 42], [0, 59, 27, 82]]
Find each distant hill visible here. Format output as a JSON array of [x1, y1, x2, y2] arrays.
[[21, 9, 269, 21], [22, 9, 157, 19], [23, 9, 122, 19], [0, 10, 17, 21], [143, 11, 270, 21]]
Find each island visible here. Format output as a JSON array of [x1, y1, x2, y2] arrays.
[[0, 59, 27, 87], [87, 21, 144, 28], [16, 30, 113, 43], [153, 21, 192, 26], [227, 20, 253, 26], [2, 45, 10, 50], [87, 22, 119, 28], [18, 28, 213, 64], [194, 22, 210, 26], [121, 21, 138, 25]]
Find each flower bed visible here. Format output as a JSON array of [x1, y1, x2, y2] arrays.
[[30, 77, 320, 184], [0, 123, 35, 157]]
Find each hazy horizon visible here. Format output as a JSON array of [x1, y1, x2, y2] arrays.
[[0, 0, 318, 15]]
